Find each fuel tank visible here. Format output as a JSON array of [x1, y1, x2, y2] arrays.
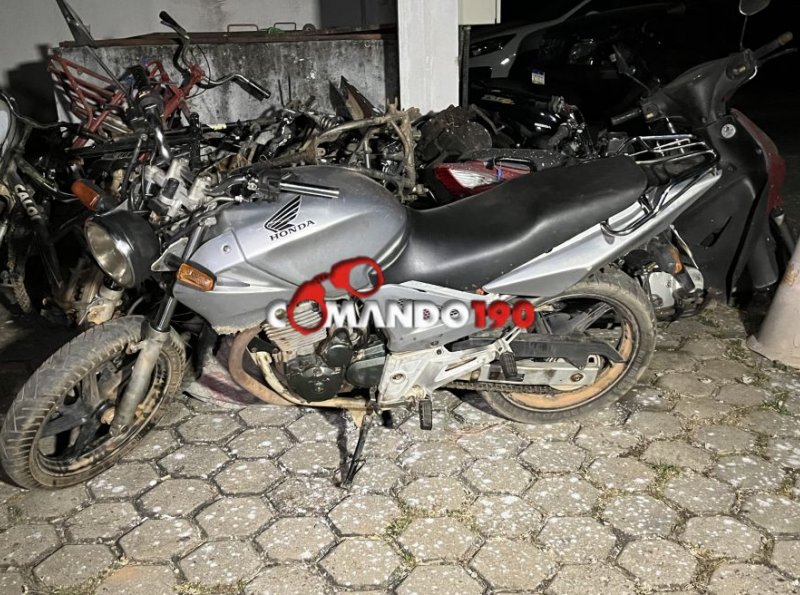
[[174, 166, 408, 332]]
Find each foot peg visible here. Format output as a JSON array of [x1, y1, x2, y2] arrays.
[[499, 352, 523, 381], [418, 398, 433, 430]]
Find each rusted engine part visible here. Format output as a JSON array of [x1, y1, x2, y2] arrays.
[[265, 106, 422, 200], [228, 326, 368, 412]]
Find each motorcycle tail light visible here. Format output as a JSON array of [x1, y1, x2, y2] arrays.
[[433, 161, 530, 199], [71, 179, 103, 211], [177, 263, 215, 291]]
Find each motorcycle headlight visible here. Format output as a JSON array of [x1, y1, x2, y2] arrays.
[[85, 211, 160, 288]]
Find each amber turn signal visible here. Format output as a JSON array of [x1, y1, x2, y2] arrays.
[[71, 179, 103, 211], [177, 263, 215, 291]]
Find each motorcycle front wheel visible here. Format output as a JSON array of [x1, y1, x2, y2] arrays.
[[0, 316, 185, 489], [480, 271, 655, 423]]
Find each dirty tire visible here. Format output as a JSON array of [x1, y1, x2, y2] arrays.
[[0, 316, 185, 489], [480, 271, 656, 423]]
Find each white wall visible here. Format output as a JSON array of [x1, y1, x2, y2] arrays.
[[0, 0, 322, 89]]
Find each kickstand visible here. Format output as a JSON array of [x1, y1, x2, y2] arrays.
[[341, 410, 374, 488]]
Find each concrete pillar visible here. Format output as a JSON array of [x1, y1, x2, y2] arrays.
[[396, 0, 460, 113]]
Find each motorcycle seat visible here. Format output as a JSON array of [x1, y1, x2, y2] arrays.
[[384, 155, 647, 291]]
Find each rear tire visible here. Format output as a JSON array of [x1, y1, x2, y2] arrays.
[[480, 271, 655, 423], [0, 316, 185, 489]]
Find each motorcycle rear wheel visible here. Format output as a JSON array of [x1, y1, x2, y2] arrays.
[[480, 271, 655, 423], [0, 316, 185, 489]]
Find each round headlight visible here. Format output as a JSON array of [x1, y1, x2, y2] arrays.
[[85, 211, 160, 288]]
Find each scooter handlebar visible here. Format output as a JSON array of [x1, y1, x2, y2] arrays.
[[610, 106, 643, 127], [754, 32, 793, 60]]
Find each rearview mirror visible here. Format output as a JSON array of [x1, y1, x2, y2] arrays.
[[739, 0, 770, 16], [55, 0, 97, 48]]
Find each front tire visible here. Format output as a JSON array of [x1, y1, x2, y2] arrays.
[[1, 316, 185, 489], [480, 271, 655, 423]]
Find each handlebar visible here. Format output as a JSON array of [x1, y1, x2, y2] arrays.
[[204, 73, 272, 100], [610, 107, 642, 126], [159, 11, 189, 39], [754, 32, 793, 60]]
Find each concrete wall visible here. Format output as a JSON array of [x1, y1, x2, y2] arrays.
[[59, 37, 399, 123]]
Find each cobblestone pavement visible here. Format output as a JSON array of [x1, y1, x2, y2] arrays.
[[3, 303, 800, 594]]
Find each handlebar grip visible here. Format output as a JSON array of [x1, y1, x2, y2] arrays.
[[755, 31, 793, 59], [159, 11, 188, 37], [246, 81, 272, 100], [610, 107, 642, 126]]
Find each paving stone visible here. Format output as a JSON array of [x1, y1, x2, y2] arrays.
[[179, 540, 262, 585], [397, 565, 484, 595], [650, 350, 695, 372], [138, 478, 217, 516], [158, 444, 229, 478], [287, 411, 348, 441], [713, 454, 786, 490], [226, 427, 293, 458], [601, 494, 678, 537], [238, 405, 302, 427], [88, 462, 161, 499], [244, 564, 329, 595], [214, 459, 284, 494], [96, 565, 177, 595], [267, 476, 346, 515], [0, 504, 9, 531], [119, 518, 202, 562], [642, 440, 713, 472], [462, 458, 532, 494], [469, 494, 543, 537], [0, 481, 22, 504], [537, 516, 616, 563], [256, 516, 335, 561], [34, 544, 115, 587], [520, 441, 586, 473], [0, 523, 60, 565], [716, 384, 768, 407], [279, 441, 342, 476], [621, 386, 675, 412], [452, 401, 504, 425], [398, 517, 478, 562], [680, 516, 763, 559], [328, 494, 401, 535], [400, 442, 471, 476], [657, 374, 715, 398], [0, 570, 28, 594], [673, 398, 734, 421], [574, 426, 639, 456], [692, 425, 757, 454], [14, 484, 89, 519], [431, 389, 464, 411], [65, 501, 141, 541], [587, 457, 655, 492], [681, 336, 726, 359], [767, 438, 800, 469], [177, 413, 243, 443], [123, 428, 180, 461], [363, 426, 409, 459], [511, 420, 581, 441], [196, 496, 273, 538], [581, 403, 627, 426], [398, 477, 472, 513], [663, 471, 735, 514], [471, 538, 556, 590], [349, 459, 407, 494], [708, 563, 797, 595], [526, 475, 600, 516], [742, 493, 800, 535], [698, 359, 752, 383], [617, 538, 697, 589], [456, 426, 527, 458], [154, 399, 194, 428], [773, 540, 800, 578], [547, 563, 636, 595], [625, 411, 684, 439], [738, 410, 800, 438], [320, 538, 401, 588]]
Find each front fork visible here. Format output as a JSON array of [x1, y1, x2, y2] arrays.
[[110, 223, 206, 434]]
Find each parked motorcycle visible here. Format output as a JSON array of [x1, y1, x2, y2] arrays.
[[0, 0, 792, 490]]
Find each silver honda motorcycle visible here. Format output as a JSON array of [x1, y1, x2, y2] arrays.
[[0, 0, 790, 489]]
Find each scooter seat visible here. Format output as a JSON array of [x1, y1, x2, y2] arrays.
[[384, 156, 647, 291]]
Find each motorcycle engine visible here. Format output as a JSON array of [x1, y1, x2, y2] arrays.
[[262, 303, 354, 401]]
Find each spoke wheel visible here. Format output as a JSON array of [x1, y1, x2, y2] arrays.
[[1, 316, 185, 489], [480, 271, 655, 423]]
